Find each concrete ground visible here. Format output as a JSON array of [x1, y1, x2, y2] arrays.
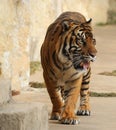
[[50, 97, 116, 130], [14, 89, 116, 130], [14, 25, 116, 130]]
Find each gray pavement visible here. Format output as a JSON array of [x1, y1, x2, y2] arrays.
[[49, 97, 116, 130], [14, 89, 116, 130]]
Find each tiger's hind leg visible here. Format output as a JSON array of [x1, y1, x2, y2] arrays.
[[77, 68, 91, 116], [43, 72, 63, 120]]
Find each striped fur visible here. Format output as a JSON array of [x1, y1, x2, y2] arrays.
[[41, 12, 97, 125]]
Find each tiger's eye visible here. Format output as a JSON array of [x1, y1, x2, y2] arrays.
[[78, 38, 86, 46]]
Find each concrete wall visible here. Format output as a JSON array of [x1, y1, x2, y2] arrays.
[[29, 0, 57, 61], [0, 0, 30, 91], [0, 2, 48, 130], [0, 102, 48, 130], [107, 0, 116, 23]]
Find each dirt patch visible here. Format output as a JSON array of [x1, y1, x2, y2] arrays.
[[29, 82, 45, 88], [30, 61, 41, 75], [90, 91, 116, 97], [99, 70, 116, 76]]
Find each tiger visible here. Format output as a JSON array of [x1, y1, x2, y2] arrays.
[[41, 11, 97, 125]]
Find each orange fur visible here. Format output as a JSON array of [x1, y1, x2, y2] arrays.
[[41, 12, 97, 125]]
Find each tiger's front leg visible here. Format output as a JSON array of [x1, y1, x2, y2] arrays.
[[77, 68, 91, 116], [43, 72, 63, 120], [60, 76, 83, 125]]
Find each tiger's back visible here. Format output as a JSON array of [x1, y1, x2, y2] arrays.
[[41, 12, 86, 79], [41, 11, 97, 125]]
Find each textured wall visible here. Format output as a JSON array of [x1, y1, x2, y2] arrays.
[[0, 0, 30, 91], [108, 0, 116, 23], [0, 103, 48, 130], [0, 79, 11, 104], [29, 0, 57, 61], [62, 0, 109, 23]]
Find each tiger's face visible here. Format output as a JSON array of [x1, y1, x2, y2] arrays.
[[61, 19, 97, 70]]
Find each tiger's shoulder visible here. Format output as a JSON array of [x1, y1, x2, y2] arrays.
[[44, 12, 87, 44]]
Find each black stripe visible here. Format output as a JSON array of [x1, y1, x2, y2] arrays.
[[70, 72, 79, 78], [83, 68, 91, 80], [64, 87, 76, 98], [62, 37, 67, 55], [52, 51, 62, 70], [63, 64, 73, 71], [72, 26, 80, 35], [83, 75, 90, 81], [81, 87, 89, 91], [69, 34, 73, 47], [80, 94, 86, 97], [49, 69, 57, 79], [65, 77, 79, 84], [82, 81, 90, 85], [69, 46, 78, 53], [66, 93, 74, 98]]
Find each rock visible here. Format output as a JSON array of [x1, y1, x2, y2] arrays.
[[0, 102, 48, 130]]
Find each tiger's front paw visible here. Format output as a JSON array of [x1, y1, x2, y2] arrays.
[[59, 116, 80, 125], [50, 112, 61, 120], [77, 109, 90, 116]]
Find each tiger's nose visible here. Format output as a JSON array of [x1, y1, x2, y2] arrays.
[[89, 50, 97, 61], [89, 53, 96, 58]]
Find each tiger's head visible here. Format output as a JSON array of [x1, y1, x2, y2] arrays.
[[61, 19, 97, 70]]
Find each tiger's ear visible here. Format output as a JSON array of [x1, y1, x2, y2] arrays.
[[62, 21, 73, 32], [86, 18, 92, 24], [80, 18, 92, 27]]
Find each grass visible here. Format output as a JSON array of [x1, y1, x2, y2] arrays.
[[96, 22, 108, 26], [107, 11, 116, 25], [29, 82, 46, 88], [90, 92, 116, 97], [30, 61, 41, 75], [96, 21, 116, 26], [99, 70, 116, 76]]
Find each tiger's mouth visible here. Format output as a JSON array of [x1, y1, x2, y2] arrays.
[[73, 60, 90, 70], [80, 55, 96, 69], [73, 56, 95, 70], [80, 61, 90, 70], [72, 54, 96, 70]]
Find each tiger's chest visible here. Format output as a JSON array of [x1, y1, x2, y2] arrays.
[[56, 66, 87, 87]]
